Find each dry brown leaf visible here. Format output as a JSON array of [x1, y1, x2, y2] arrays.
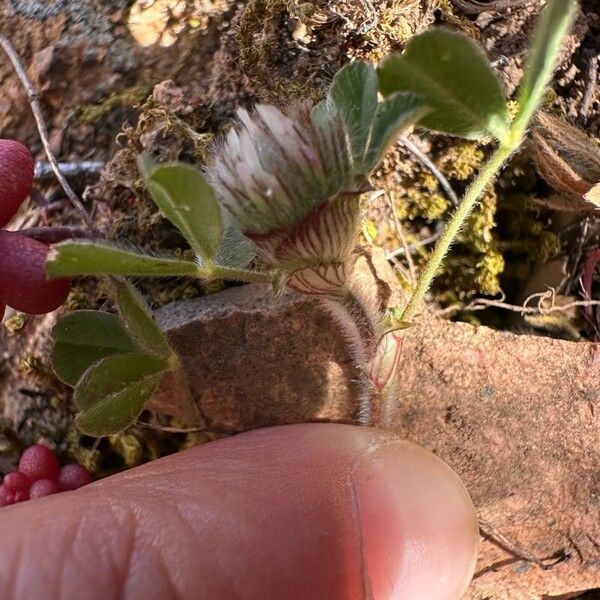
[[532, 112, 600, 212], [583, 181, 600, 207]]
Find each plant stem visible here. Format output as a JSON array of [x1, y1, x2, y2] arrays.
[[400, 141, 517, 322], [210, 264, 273, 284]]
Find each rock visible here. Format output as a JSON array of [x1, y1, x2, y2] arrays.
[[157, 282, 359, 427], [156, 249, 600, 599], [155, 250, 402, 429], [394, 314, 600, 599]]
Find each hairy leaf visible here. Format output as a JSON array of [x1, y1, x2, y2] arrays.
[[363, 92, 428, 170], [111, 277, 174, 361], [75, 353, 165, 436], [142, 160, 224, 261], [47, 240, 199, 278], [329, 61, 379, 166], [378, 29, 509, 141], [214, 220, 256, 269], [51, 311, 137, 386]]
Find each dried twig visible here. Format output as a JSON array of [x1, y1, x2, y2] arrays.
[[399, 135, 460, 207], [382, 190, 417, 284], [379, 135, 456, 263], [356, 0, 378, 35], [395, 222, 417, 285], [579, 55, 598, 122], [565, 217, 590, 294], [478, 518, 569, 571], [137, 420, 241, 436], [34, 161, 104, 185], [0, 35, 98, 233], [19, 226, 91, 245], [385, 226, 443, 260], [435, 288, 600, 318]]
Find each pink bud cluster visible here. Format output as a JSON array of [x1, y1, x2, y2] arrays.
[[0, 445, 92, 507]]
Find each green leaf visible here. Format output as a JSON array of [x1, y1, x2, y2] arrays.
[[513, 0, 576, 135], [51, 311, 137, 386], [214, 221, 256, 269], [142, 160, 224, 261], [329, 61, 379, 166], [74, 353, 164, 436], [111, 277, 173, 361], [311, 97, 331, 127], [363, 92, 429, 170], [47, 240, 200, 278], [378, 29, 509, 141]]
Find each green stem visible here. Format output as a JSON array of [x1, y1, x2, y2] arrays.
[[208, 264, 273, 284], [401, 141, 518, 322]]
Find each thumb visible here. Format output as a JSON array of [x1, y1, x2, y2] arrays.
[[0, 424, 478, 599]]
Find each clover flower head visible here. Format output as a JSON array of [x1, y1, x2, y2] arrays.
[[209, 102, 364, 281]]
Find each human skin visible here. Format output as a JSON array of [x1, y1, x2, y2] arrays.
[[0, 424, 479, 599]]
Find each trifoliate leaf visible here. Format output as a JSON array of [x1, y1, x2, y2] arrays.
[[378, 29, 509, 141], [74, 353, 165, 436], [51, 311, 137, 386], [142, 160, 224, 262]]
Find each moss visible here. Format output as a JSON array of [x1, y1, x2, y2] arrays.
[[362, 0, 429, 60], [235, 0, 323, 104], [108, 433, 144, 468], [3, 313, 27, 334], [474, 249, 505, 295], [79, 85, 150, 124], [435, 248, 504, 302], [238, 0, 285, 67], [64, 286, 97, 311], [439, 141, 486, 181], [393, 166, 450, 221], [19, 353, 47, 378], [462, 189, 497, 253], [83, 93, 223, 306]]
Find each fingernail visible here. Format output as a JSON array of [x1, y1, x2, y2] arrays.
[[351, 441, 479, 599]]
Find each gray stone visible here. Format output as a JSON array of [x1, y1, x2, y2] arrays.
[[156, 283, 361, 430]]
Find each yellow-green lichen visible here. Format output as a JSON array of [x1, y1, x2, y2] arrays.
[[439, 141, 486, 181]]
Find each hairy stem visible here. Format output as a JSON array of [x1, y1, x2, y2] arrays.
[[400, 141, 516, 323], [321, 283, 381, 424], [210, 265, 273, 284]]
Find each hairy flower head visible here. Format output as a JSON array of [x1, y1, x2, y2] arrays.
[[208, 102, 365, 284]]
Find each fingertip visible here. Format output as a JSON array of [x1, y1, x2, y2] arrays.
[[0, 424, 478, 600], [352, 439, 479, 599]]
